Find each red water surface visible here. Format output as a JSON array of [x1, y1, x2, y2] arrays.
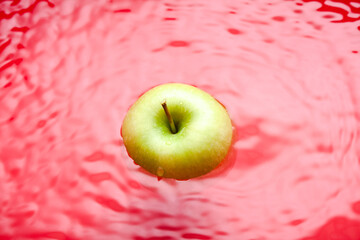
[[1, 0, 360, 239]]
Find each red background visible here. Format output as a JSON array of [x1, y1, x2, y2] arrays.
[[1, 0, 360, 239]]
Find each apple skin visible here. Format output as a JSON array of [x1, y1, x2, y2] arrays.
[[121, 83, 233, 180]]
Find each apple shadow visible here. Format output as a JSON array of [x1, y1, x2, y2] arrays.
[[219, 118, 291, 175], [298, 216, 360, 240], [153, 118, 286, 182]]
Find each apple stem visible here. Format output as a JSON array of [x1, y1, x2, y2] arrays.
[[161, 100, 177, 134]]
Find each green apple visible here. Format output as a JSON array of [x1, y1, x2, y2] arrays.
[[121, 83, 233, 180]]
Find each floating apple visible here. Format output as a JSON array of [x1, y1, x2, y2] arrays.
[[121, 83, 233, 180]]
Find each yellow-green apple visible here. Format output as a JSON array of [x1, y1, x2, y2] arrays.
[[121, 83, 232, 180]]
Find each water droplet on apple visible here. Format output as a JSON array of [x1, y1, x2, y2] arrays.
[[156, 166, 164, 177]]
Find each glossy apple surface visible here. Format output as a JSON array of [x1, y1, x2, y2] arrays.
[[121, 83, 233, 180]]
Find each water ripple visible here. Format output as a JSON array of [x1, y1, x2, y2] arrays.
[[1, 0, 359, 239]]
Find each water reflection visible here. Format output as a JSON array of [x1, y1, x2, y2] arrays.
[[302, 0, 360, 28]]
